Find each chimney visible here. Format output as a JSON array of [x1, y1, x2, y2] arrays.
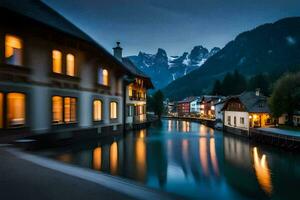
[[255, 88, 260, 96], [113, 41, 123, 61]]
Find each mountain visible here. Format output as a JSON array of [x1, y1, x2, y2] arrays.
[[162, 17, 300, 100], [127, 46, 220, 89]]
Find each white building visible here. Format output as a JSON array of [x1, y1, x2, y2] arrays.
[[190, 97, 201, 114]]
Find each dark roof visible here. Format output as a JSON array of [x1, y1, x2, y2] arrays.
[[225, 92, 270, 113], [178, 96, 197, 103], [122, 58, 154, 89], [201, 95, 224, 103], [0, 0, 131, 74]]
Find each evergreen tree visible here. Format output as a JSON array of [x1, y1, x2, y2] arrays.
[[248, 74, 271, 96], [211, 80, 222, 95], [152, 90, 164, 118]]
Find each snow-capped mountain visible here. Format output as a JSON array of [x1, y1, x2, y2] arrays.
[[127, 46, 220, 89]]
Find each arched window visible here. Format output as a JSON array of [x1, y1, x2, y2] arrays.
[[110, 101, 118, 119], [93, 100, 102, 121], [5, 35, 23, 66], [98, 68, 109, 86], [52, 50, 62, 73], [66, 54, 75, 76], [7, 93, 25, 127]]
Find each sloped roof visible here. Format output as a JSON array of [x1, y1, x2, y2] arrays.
[[178, 96, 197, 103], [224, 92, 270, 113], [122, 58, 154, 89], [0, 0, 131, 74]]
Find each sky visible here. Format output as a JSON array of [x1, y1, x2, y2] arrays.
[[44, 0, 300, 56]]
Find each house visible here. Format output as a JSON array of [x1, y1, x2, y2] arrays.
[[222, 90, 272, 136], [112, 42, 154, 128], [190, 97, 201, 116], [200, 95, 224, 119], [0, 0, 150, 140], [278, 111, 300, 127], [164, 99, 176, 116], [177, 97, 196, 117], [214, 97, 228, 129]]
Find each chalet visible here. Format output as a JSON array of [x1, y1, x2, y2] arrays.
[[0, 0, 151, 140], [200, 95, 223, 119], [177, 97, 196, 117], [222, 90, 272, 136], [112, 43, 154, 129]]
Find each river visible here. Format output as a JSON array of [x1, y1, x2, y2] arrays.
[[39, 119, 300, 199]]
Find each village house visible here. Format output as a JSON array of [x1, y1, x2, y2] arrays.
[[278, 111, 300, 127], [189, 97, 201, 116], [222, 90, 272, 137], [177, 97, 196, 117], [200, 95, 224, 119], [112, 43, 153, 129], [0, 0, 151, 140]]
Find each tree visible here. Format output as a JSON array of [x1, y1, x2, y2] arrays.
[[248, 74, 271, 96], [152, 90, 164, 118], [269, 72, 300, 125], [211, 80, 222, 95]]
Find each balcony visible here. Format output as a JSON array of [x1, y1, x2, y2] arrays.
[[129, 96, 146, 101]]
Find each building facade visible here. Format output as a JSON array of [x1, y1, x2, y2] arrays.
[[177, 97, 196, 117], [0, 1, 145, 139], [190, 97, 201, 115], [222, 91, 272, 136], [200, 96, 223, 119]]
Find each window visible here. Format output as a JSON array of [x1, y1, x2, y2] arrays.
[[64, 97, 76, 123], [7, 93, 25, 127], [66, 54, 75, 76], [93, 100, 102, 121], [240, 117, 245, 125], [52, 96, 63, 124], [0, 93, 3, 128], [52, 96, 76, 124], [127, 105, 133, 117], [52, 50, 62, 73], [5, 35, 23, 66], [227, 116, 231, 125], [98, 68, 109, 86], [110, 101, 118, 119], [128, 85, 133, 97]]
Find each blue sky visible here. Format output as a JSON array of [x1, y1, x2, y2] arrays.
[[44, 0, 300, 56]]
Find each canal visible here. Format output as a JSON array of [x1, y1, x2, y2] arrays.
[[38, 119, 300, 199]]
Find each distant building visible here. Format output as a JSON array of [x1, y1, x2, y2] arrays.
[[278, 111, 300, 127], [177, 97, 196, 117], [222, 90, 272, 136], [112, 42, 154, 129], [190, 97, 201, 115], [200, 96, 223, 119], [164, 99, 176, 116]]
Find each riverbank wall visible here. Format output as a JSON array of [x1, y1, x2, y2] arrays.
[[162, 116, 216, 128]]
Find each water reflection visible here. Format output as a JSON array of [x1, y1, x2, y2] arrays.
[[253, 147, 272, 195], [49, 120, 300, 200]]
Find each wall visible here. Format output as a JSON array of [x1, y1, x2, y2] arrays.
[[224, 111, 249, 130]]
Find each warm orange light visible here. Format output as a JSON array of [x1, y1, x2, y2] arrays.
[[7, 93, 25, 127], [210, 138, 219, 176], [200, 137, 209, 176], [110, 142, 118, 175], [103, 69, 109, 86], [93, 100, 102, 121], [128, 85, 133, 97], [52, 96, 63, 124], [136, 136, 146, 180], [5, 35, 23, 66], [66, 54, 75, 76], [253, 147, 272, 195], [52, 50, 62, 73], [110, 101, 118, 119], [93, 147, 102, 170]]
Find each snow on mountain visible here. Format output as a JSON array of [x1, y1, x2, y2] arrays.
[[127, 46, 220, 89]]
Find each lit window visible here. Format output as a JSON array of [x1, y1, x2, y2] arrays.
[[93, 100, 102, 121], [110, 101, 118, 119], [52, 96, 63, 124], [66, 54, 75, 76], [7, 93, 25, 127], [64, 97, 76, 123], [98, 68, 109, 86], [128, 85, 133, 97], [0, 93, 3, 128], [5, 35, 23, 66], [52, 50, 62, 73]]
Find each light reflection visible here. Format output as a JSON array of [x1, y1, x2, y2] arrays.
[[210, 138, 219, 176], [199, 138, 209, 176], [182, 121, 190, 132], [253, 147, 273, 195], [110, 142, 118, 175], [168, 120, 172, 132], [93, 147, 102, 170], [199, 125, 207, 136], [139, 129, 146, 138], [136, 134, 146, 180]]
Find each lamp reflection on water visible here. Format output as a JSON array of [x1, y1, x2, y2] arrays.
[[136, 130, 147, 180], [110, 142, 118, 175], [199, 137, 209, 176], [210, 138, 219, 176], [93, 147, 102, 171], [253, 147, 273, 195]]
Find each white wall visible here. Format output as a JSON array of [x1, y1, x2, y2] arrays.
[[224, 111, 249, 130]]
